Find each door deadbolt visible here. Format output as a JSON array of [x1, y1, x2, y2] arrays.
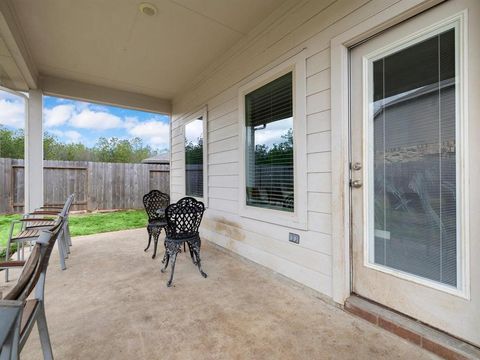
[[352, 162, 362, 170], [350, 180, 363, 188]]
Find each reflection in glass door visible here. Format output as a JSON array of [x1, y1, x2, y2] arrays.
[[368, 28, 458, 287]]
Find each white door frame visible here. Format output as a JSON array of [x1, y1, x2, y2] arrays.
[[329, 0, 445, 304]]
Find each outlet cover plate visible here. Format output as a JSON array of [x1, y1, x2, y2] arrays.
[[289, 232, 300, 244]]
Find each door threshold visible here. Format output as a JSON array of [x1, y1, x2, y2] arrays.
[[345, 295, 480, 360]]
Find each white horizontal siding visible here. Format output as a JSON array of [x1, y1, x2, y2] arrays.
[[170, 0, 405, 297], [209, 186, 238, 201], [306, 48, 330, 76], [205, 208, 332, 256], [308, 173, 331, 193], [209, 162, 238, 176], [307, 152, 331, 173], [209, 136, 238, 154], [306, 89, 330, 114], [208, 175, 239, 188], [209, 149, 238, 165], [208, 123, 237, 143], [307, 110, 331, 134], [307, 131, 331, 153], [307, 68, 330, 95]]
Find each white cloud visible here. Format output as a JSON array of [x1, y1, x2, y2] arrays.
[[64, 130, 82, 143], [127, 119, 170, 148], [0, 94, 25, 129], [185, 119, 203, 144], [69, 109, 122, 130], [255, 118, 292, 148], [44, 104, 74, 128], [48, 129, 82, 143], [42, 100, 170, 149]]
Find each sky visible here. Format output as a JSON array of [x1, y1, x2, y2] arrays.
[[0, 90, 170, 152]]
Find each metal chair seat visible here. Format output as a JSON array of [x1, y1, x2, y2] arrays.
[[147, 219, 167, 227]]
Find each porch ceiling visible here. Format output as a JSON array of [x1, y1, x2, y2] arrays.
[[7, 0, 290, 100]]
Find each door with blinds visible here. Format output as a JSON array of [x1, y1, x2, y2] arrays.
[[350, 0, 480, 346]]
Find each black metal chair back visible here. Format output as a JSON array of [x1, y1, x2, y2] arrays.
[[143, 190, 170, 221], [165, 197, 205, 240]]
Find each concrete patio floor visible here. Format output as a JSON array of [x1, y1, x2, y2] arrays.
[[1, 228, 438, 359]]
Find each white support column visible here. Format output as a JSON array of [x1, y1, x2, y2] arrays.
[[24, 89, 43, 213]]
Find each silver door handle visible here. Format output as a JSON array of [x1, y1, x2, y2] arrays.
[[350, 180, 363, 188]]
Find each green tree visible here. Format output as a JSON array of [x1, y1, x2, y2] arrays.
[[0, 126, 158, 163], [0, 126, 25, 159]]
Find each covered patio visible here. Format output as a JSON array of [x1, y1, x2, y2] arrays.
[[1, 229, 435, 359], [1, 0, 480, 358]]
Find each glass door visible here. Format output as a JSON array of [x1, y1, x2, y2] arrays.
[[350, 0, 480, 346]]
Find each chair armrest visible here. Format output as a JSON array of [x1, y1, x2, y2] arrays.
[[0, 260, 26, 268]]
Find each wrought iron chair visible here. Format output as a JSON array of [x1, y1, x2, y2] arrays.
[[143, 190, 170, 259], [161, 197, 207, 287], [0, 221, 64, 359]]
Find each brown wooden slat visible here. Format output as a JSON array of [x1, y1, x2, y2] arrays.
[[20, 299, 39, 335]]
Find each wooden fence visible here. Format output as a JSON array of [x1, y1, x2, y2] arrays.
[[0, 158, 169, 214]]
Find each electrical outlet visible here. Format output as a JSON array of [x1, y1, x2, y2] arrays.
[[289, 232, 300, 244]]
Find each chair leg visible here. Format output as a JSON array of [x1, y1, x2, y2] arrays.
[[166, 252, 178, 287], [187, 242, 196, 265], [61, 227, 69, 259], [63, 223, 70, 255], [161, 240, 181, 286], [144, 228, 152, 252], [36, 303, 54, 360], [161, 240, 167, 264], [66, 221, 72, 247], [160, 252, 170, 273], [152, 228, 161, 259], [4, 239, 11, 283], [189, 239, 207, 278], [57, 237, 67, 270]]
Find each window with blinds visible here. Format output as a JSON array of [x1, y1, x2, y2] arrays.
[[370, 28, 458, 287], [245, 72, 294, 212], [185, 117, 204, 198]]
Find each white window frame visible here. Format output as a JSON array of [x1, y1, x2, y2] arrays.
[[238, 54, 307, 230], [183, 106, 208, 206]]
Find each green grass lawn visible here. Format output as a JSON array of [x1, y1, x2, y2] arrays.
[[0, 210, 148, 257]]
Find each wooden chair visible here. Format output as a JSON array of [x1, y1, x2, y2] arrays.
[[4, 194, 73, 282], [161, 197, 207, 287], [26, 193, 75, 252], [143, 190, 169, 259], [0, 221, 64, 359]]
